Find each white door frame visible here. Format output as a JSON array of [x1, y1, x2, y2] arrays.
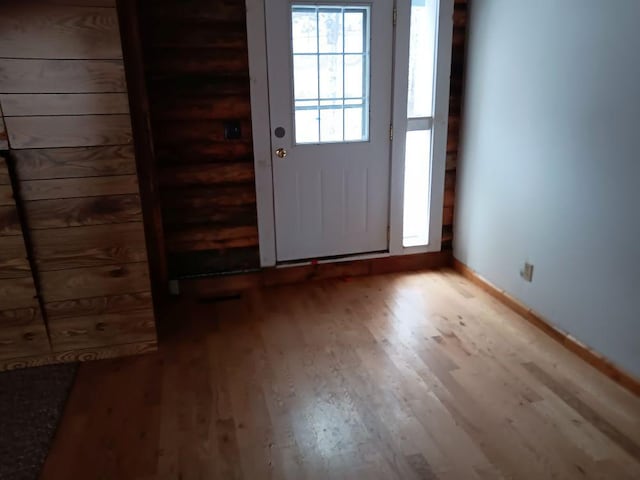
[[246, 0, 454, 267]]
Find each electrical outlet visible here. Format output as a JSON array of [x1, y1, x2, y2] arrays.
[[520, 262, 534, 282]]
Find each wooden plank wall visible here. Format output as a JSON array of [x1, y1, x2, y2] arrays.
[[0, 0, 157, 355], [138, 0, 260, 277], [0, 104, 7, 150], [0, 154, 51, 360], [443, 0, 468, 250]]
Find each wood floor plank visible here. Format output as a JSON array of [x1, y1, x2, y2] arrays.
[[40, 270, 640, 480]]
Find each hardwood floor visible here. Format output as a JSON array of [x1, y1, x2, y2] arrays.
[[41, 269, 640, 479]]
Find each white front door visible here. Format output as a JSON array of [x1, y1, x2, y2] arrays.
[[265, 1, 394, 261]]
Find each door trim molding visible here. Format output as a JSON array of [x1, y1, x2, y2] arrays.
[[246, 0, 277, 267]]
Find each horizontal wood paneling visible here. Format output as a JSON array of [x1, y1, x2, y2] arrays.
[[0, 0, 157, 367], [0, 307, 50, 360], [165, 225, 259, 253], [145, 20, 248, 49], [0, 276, 38, 310], [144, 0, 245, 22], [0, 185, 13, 206], [150, 94, 251, 121], [31, 222, 147, 270], [39, 262, 150, 302], [5, 115, 132, 149], [158, 163, 254, 187], [168, 248, 259, 277], [0, 340, 156, 371], [46, 291, 152, 320], [0, 107, 7, 150], [0, 3, 122, 59], [161, 184, 256, 210], [48, 308, 155, 351], [140, 0, 259, 277], [0, 156, 9, 184], [0, 235, 30, 278], [0, 93, 130, 116], [13, 145, 136, 180], [441, 0, 468, 250], [20, 174, 138, 200], [23, 194, 142, 229], [0, 205, 21, 236], [0, 59, 126, 93], [152, 118, 253, 150], [145, 48, 249, 77], [162, 203, 257, 229]]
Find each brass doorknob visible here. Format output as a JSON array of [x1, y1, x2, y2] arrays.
[[275, 147, 287, 158]]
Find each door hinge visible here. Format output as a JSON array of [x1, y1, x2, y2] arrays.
[[393, 6, 397, 26], [389, 124, 394, 141], [387, 225, 391, 243]]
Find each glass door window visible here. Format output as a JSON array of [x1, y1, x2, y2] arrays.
[[291, 5, 371, 144]]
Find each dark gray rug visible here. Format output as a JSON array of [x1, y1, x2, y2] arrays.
[[0, 363, 77, 480]]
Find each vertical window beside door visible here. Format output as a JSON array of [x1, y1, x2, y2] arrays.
[[402, 0, 438, 247]]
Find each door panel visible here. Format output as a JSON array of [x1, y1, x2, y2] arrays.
[[266, 0, 394, 261]]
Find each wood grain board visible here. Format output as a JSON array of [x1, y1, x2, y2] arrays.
[[0, 276, 38, 310], [48, 308, 155, 351], [0, 59, 127, 94], [0, 307, 50, 360], [0, 93, 130, 116], [0, 235, 30, 278], [23, 194, 142, 229], [45, 291, 152, 320], [0, 3, 123, 60], [40, 270, 640, 479], [0, 205, 21, 235], [13, 145, 136, 180], [5, 115, 132, 149], [0, 184, 13, 206], [0, 340, 156, 371], [20, 175, 139, 201], [39, 262, 150, 302], [0, 105, 7, 150], [0, 155, 9, 184], [31, 222, 147, 270]]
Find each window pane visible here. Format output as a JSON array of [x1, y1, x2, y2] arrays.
[[403, 130, 431, 247], [344, 11, 365, 53], [320, 108, 343, 142], [318, 10, 343, 53], [407, 0, 437, 118], [291, 5, 370, 144], [295, 108, 319, 143], [344, 107, 364, 141], [344, 54, 364, 98], [319, 55, 343, 99], [293, 55, 318, 100], [292, 9, 318, 53]]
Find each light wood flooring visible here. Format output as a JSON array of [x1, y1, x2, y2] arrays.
[[41, 269, 640, 479]]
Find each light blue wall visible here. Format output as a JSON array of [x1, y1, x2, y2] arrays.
[[454, 0, 640, 377]]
